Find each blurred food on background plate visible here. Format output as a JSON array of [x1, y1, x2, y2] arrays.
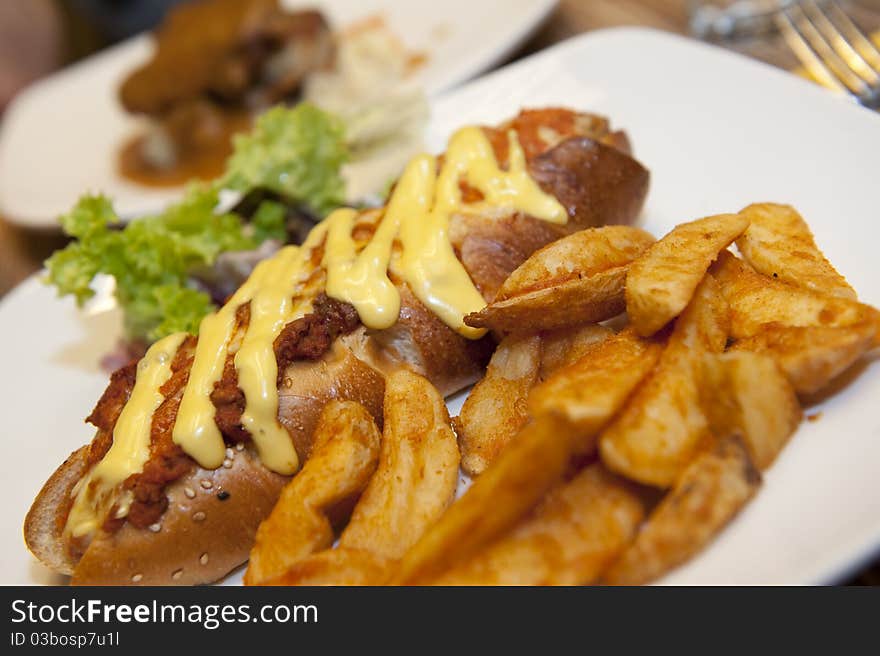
[[117, 0, 428, 199]]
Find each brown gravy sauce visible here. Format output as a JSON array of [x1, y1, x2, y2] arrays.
[[118, 111, 253, 188]]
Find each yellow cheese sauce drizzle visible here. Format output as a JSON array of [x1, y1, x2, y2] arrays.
[[69, 125, 566, 537], [66, 332, 187, 538], [324, 127, 567, 337]]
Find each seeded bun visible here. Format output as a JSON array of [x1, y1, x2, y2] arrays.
[[26, 343, 386, 585], [362, 284, 495, 396], [24, 446, 91, 576], [72, 445, 287, 585]]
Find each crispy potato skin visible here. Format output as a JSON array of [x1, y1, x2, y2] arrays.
[[457, 335, 541, 476], [244, 401, 381, 585], [601, 435, 760, 585], [600, 275, 729, 487], [701, 351, 801, 470], [736, 203, 855, 300], [432, 465, 644, 585], [731, 322, 876, 395], [466, 267, 627, 334], [495, 226, 655, 300], [465, 227, 654, 334], [626, 214, 748, 336]]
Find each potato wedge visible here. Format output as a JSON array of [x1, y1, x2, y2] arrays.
[[262, 549, 392, 586], [733, 321, 876, 395], [465, 266, 627, 333], [457, 335, 542, 476], [701, 351, 801, 470], [626, 213, 748, 336], [392, 413, 574, 585], [494, 226, 655, 300], [432, 465, 645, 585], [464, 226, 655, 333], [538, 324, 613, 380], [736, 203, 855, 299], [256, 371, 457, 586], [712, 250, 875, 339], [601, 435, 760, 585], [339, 369, 460, 560], [600, 275, 728, 487], [529, 328, 664, 435], [244, 400, 381, 585], [393, 331, 660, 584]]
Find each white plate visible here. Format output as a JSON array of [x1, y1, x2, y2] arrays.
[[3, 27, 880, 585], [0, 0, 556, 228]]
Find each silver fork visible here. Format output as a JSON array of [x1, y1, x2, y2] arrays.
[[776, 0, 880, 109]]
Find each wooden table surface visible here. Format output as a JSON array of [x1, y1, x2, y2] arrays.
[[0, 0, 877, 584]]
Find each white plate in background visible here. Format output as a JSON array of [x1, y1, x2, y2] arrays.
[[0, 0, 556, 227], [2, 28, 879, 585]]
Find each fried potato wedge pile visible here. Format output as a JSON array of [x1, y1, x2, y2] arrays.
[[253, 202, 877, 586], [249, 370, 459, 585]]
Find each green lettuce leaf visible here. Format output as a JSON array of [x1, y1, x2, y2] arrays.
[[222, 103, 348, 216], [46, 189, 253, 342], [45, 103, 349, 343]]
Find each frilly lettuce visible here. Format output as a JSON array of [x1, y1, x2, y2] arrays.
[[46, 103, 348, 343], [222, 103, 348, 217]]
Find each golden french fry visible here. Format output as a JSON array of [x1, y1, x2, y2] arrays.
[[538, 323, 613, 381], [601, 435, 760, 585], [465, 226, 655, 333], [244, 400, 381, 585], [261, 549, 391, 586], [701, 351, 801, 470], [626, 213, 749, 336], [465, 267, 627, 333], [339, 369, 460, 560], [736, 203, 855, 299], [457, 335, 541, 476], [432, 465, 645, 585], [731, 322, 876, 395], [494, 226, 655, 300], [712, 251, 875, 340], [394, 330, 661, 585], [600, 275, 729, 487]]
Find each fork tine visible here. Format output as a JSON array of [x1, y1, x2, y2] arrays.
[[781, 4, 869, 95], [803, 0, 879, 84], [826, 0, 880, 73], [776, 9, 848, 93]]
